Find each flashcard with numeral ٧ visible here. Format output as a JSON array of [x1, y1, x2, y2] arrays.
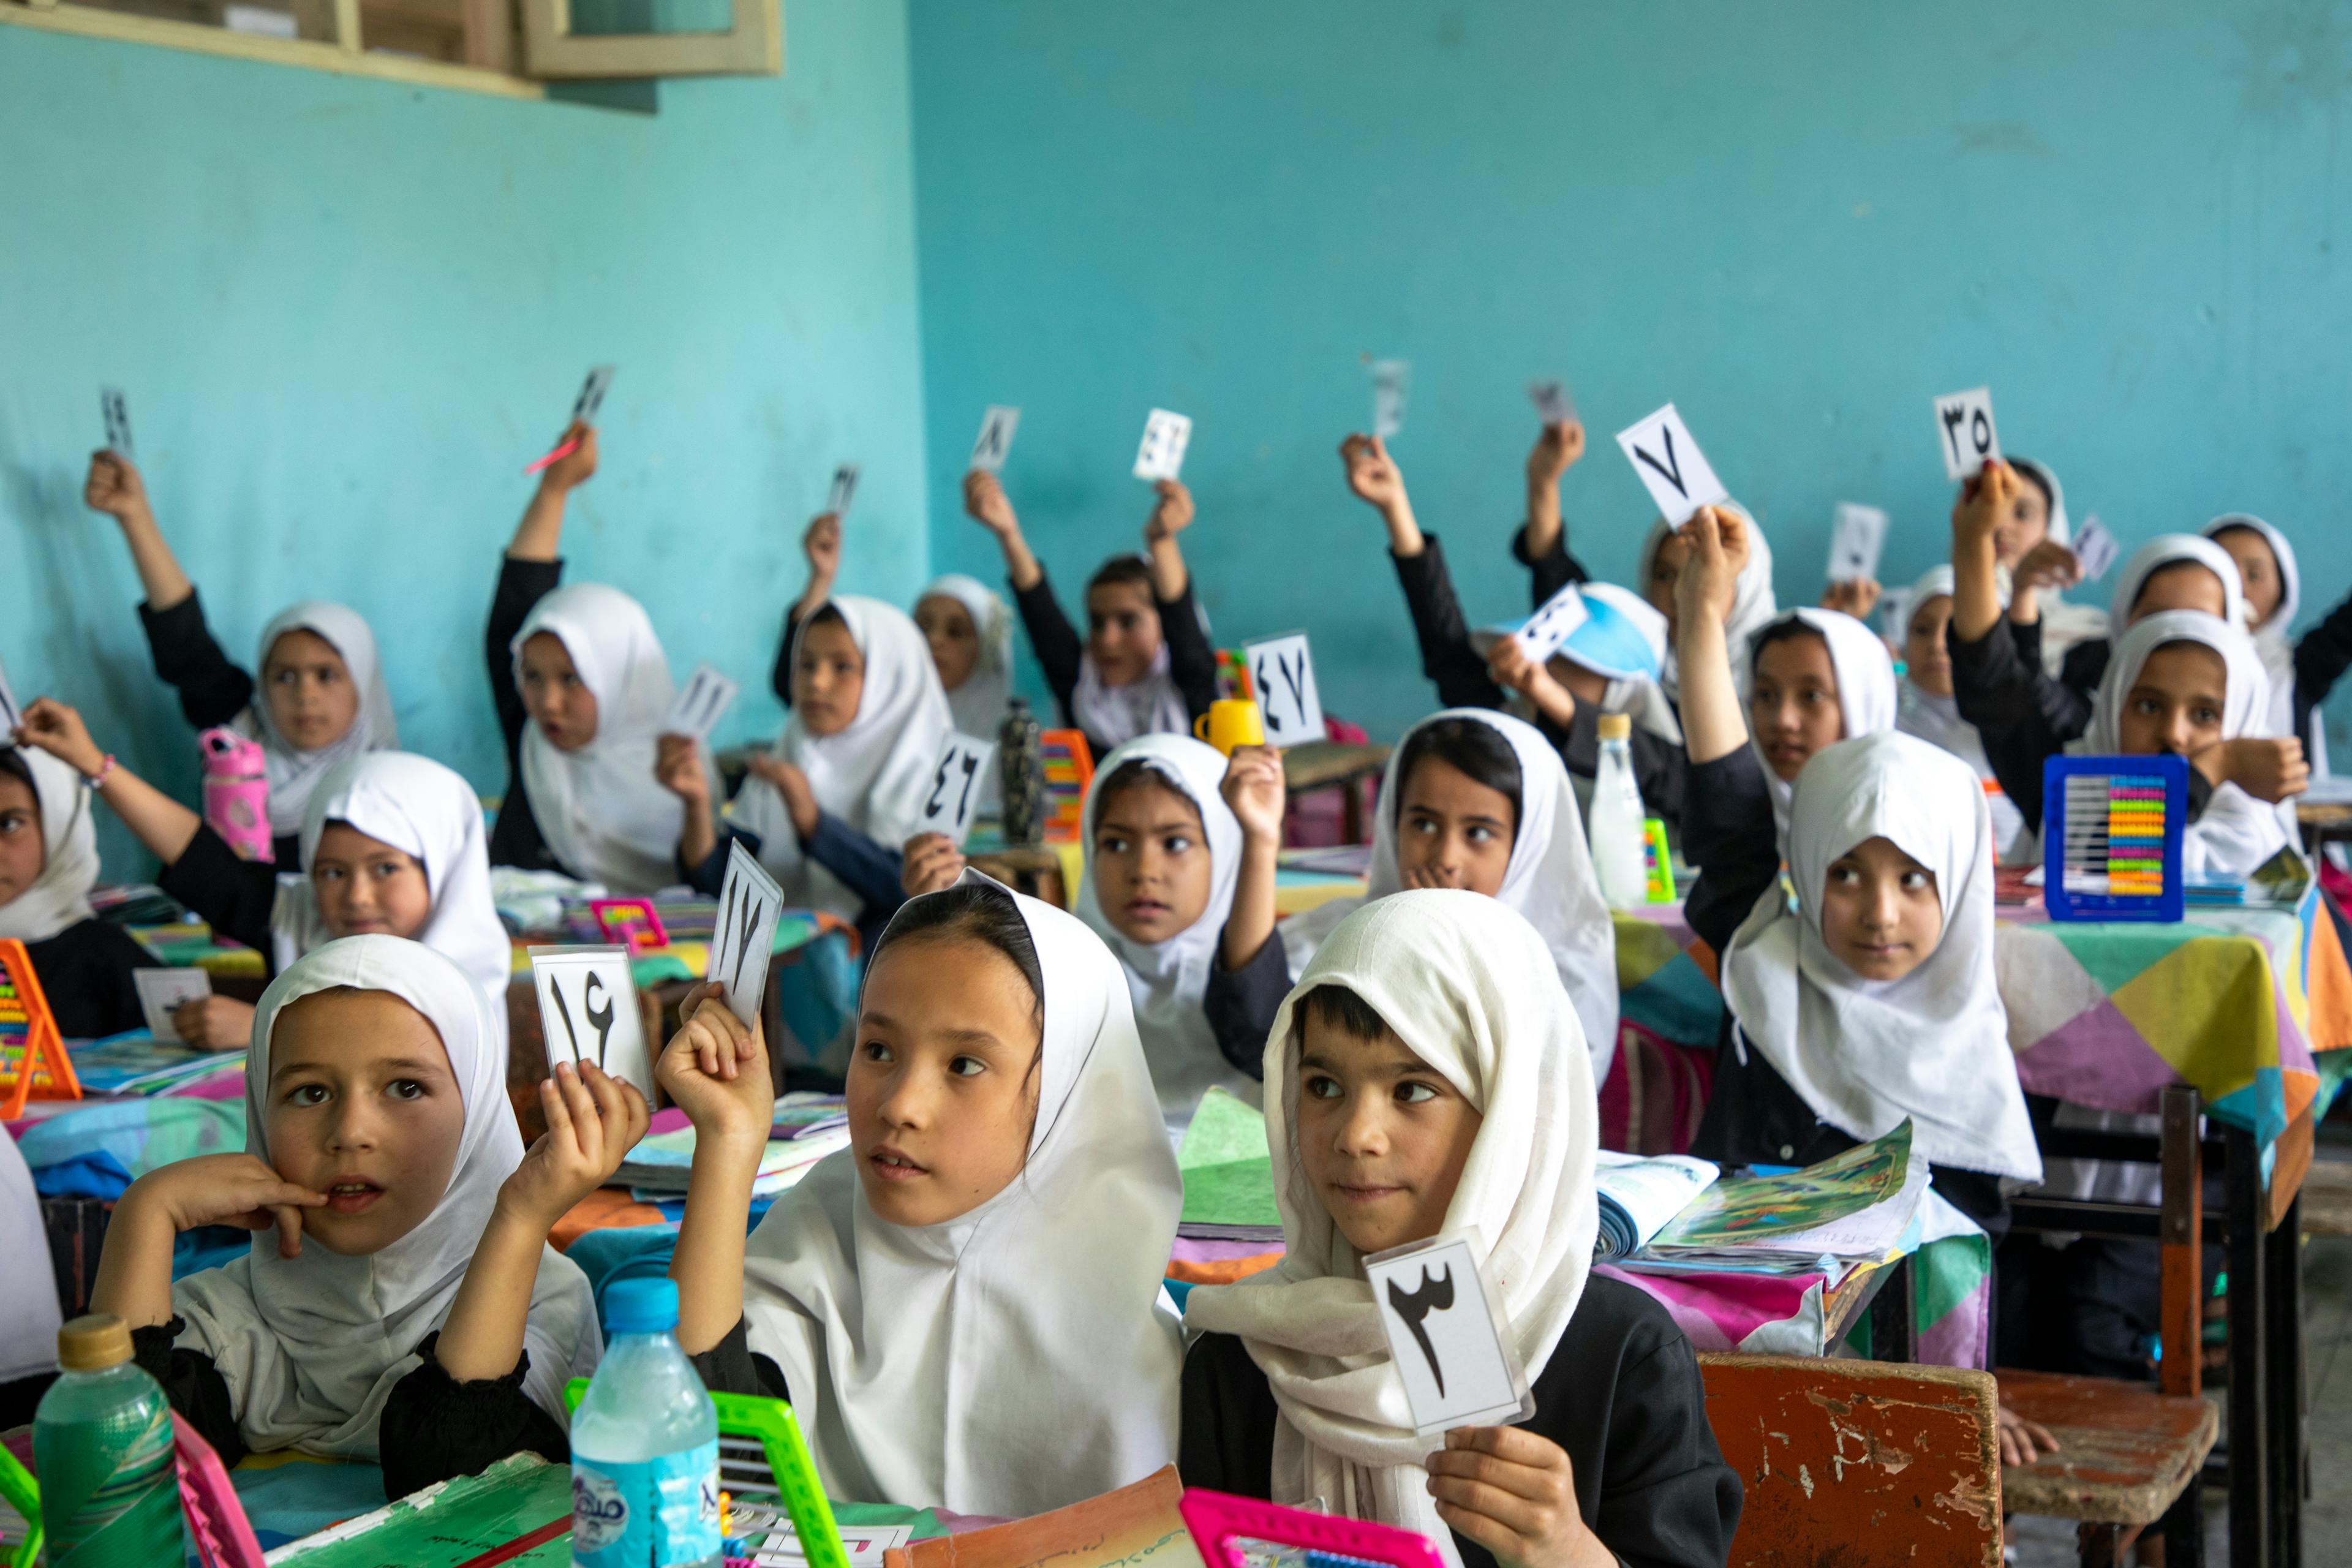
[[528, 946, 652, 1103], [1362, 1229, 1533, 1436], [915, 733, 996, 848], [708, 840, 785, 1030], [1133, 409, 1193, 482], [970, 406, 1022, 473], [1932, 386, 1999, 481], [1243, 633, 1324, 748], [1614, 403, 1728, 527]]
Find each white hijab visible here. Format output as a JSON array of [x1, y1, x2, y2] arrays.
[[270, 752, 514, 1056], [0, 747, 100, 943], [736, 596, 954, 922], [2009, 459, 2109, 669], [1722, 733, 2041, 1182], [2203, 514, 2302, 742], [1744, 608, 1901, 848], [741, 876, 1183, 1516], [1185, 891, 1598, 1568], [0, 1136, 61, 1384], [511, 583, 687, 895], [1281, 710, 1618, 1081], [1894, 570, 2024, 854], [1637, 505, 1776, 700], [916, 575, 1015, 743], [2079, 610, 2291, 878], [1072, 563, 1193, 748], [172, 936, 600, 1458], [243, 602, 400, 840], [2109, 534, 2247, 635], [1076, 735, 1254, 1118]]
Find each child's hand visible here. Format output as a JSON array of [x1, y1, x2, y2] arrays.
[[172, 995, 257, 1050], [2206, 737, 2312, 803], [13, 698, 107, 777], [1997, 1403, 2061, 1468], [540, 420, 599, 493], [500, 1061, 649, 1227], [804, 511, 843, 582], [963, 470, 1020, 538], [84, 451, 150, 522], [1220, 745, 1287, 846], [1425, 1427, 1612, 1568], [1675, 505, 1749, 631], [2011, 539, 2083, 594], [1144, 479, 1194, 543], [1820, 578, 1880, 619], [900, 832, 967, 896], [747, 756, 819, 837], [1486, 638, 1578, 727], [1525, 420, 1586, 489], [1950, 458, 2016, 556], [655, 734, 708, 807], [655, 984, 774, 1148], [121, 1153, 325, 1257], [1338, 434, 1408, 513]]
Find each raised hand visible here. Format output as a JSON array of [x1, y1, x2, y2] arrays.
[[804, 511, 843, 582], [540, 420, 599, 492], [1820, 578, 1881, 619], [1675, 505, 1749, 631], [963, 470, 1020, 538], [1338, 433, 1408, 513], [1219, 745, 1287, 846], [1144, 478, 1195, 543], [655, 984, 774, 1147], [84, 451, 151, 522], [900, 831, 967, 897], [1525, 420, 1586, 491], [1950, 458, 2017, 557], [655, 733, 709, 807], [14, 697, 105, 777]]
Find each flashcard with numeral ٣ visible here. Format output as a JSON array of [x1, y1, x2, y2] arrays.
[[708, 840, 785, 1029], [1362, 1229, 1533, 1436], [528, 945, 653, 1102]]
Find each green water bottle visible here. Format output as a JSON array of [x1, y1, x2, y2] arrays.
[[33, 1314, 187, 1568]]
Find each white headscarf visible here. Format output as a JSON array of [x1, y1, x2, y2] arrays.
[[915, 575, 1015, 743], [1894, 570, 2025, 853], [1184, 891, 1598, 1568], [1744, 608, 1900, 847], [0, 747, 100, 943], [270, 753, 514, 1055], [2108, 533, 2247, 635], [2007, 459, 2109, 671], [1637, 505, 1776, 701], [2203, 515, 2302, 741], [1722, 733, 2041, 1182], [736, 596, 954, 922], [2079, 610, 2291, 878], [1071, 562, 1194, 748], [1076, 735, 1254, 1118], [740, 875, 1183, 1516], [244, 603, 400, 840], [172, 936, 600, 1458], [511, 583, 687, 895], [1281, 710, 1618, 1081]]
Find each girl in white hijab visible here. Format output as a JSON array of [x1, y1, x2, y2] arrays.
[[661, 875, 1184, 1517], [89, 936, 633, 1497], [914, 574, 1016, 742], [1894, 567, 2026, 852], [2203, 514, 2316, 759], [1181, 892, 1738, 1568], [1632, 506, 1778, 703], [2000, 458, 2111, 673], [0, 742, 149, 1039]]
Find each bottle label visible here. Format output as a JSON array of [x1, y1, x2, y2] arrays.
[[573, 1441, 720, 1568], [48, 1404, 185, 1566]]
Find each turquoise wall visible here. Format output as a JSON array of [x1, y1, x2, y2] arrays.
[[0, 0, 929, 873], [908, 1, 2352, 746]]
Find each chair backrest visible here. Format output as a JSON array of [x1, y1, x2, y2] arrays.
[[172, 1413, 266, 1568], [1698, 1352, 2000, 1568]]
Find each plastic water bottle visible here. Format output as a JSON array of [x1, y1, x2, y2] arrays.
[[1589, 713, 1649, 910], [198, 726, 274, 863], [32, 1314, 188, 1568], [570, 1278, 720, 1568]]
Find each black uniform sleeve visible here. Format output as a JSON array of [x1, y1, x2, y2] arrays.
[[1509, 523, 1592, 610], [1012, 570, 1086, 728], [1554, 703, 1688, 822], [137, 590, 257, 732], [1947, 617, 2087, 834], [486, 555, 565, 873], [1204, 926, 1287, 1079], [26, 920, 152, 1040], [1177, 1332, 1280, 1496], [771, 605, 804, 707], [2060, 637, 2112, 703], [688, 1316, 790, 1400], [2294, 589, 2352, 744], [154, 825, 282, 957], [680, 824, 760, 896], [377, 1333, 570, 1499], [1679, 750, 1782, 956], [130, 1319, 246, 1469], [806, 812, 907, 924], [1389, 535, 1507, 711], [1158, 578, 1219, 724]]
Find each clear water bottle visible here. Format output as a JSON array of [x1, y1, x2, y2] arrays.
[[570, 1279, 720, 1568], [33, 1314, 188, 1568], [1589, 713, 1649, 910]]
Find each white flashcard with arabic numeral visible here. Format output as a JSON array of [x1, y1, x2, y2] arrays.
[[916, 733, 996, 848], [708, 840, 785, 1030], [529, 945, 652, 1103]]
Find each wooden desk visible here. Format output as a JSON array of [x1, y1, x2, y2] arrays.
[[1281, 741, 1389, 844], [966, 844, 1068, 910], [2297, 797, 2352, 849]]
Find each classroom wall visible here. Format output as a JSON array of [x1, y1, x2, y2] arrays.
[[908, 1, 2352, 748], [0, 0, 929, 876]]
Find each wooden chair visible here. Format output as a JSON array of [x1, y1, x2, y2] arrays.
[[1697, 1352, 2002, 1567]]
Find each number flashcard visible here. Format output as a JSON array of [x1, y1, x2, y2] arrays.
[[1615, 403, 1728, 527], [1515, 582, 1591, 664], [1828, 502, 1889, 586], [2072, 514, 2120, 581], [133, 968, 213, 1042], [1242, 633, 1324, 748], [1932, 386, 1999, 481], [916, 733, 995, 848], [1362, 1229, 1533, 1436], [665, 663, 739, 742], [708, 841, 786, 1030], [100, 387, 134, 459], [1370, 359, 1409, 440], [826, 463, 861, 518], [1528, 380, 1575, 426], [1133, 409, 1193, 483], [969, 405, 1022, 473], [528, 945, 654, 1103], [571, 365, 617, 426]]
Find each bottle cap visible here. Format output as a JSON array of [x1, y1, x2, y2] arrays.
[[56, 1314, 133, 1371], [603, 1277, 680, 1334], [1596, 713, 1632, 741]]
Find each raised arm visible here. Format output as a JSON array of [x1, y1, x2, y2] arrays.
[[1219, 746, 1285, 973], [1949, 460, 2015, 645], [16, 698, 202, 865], [1144, 480, 1194, 603], [86, 452, 193, 611], [1671, 507, 1754, 766], [507, 421, 597, 563], [964, 470, 1042, 592], [657, 988, 775, 1354], [1520, 419, 1585, 565], [1339, 433, 1425, 557]]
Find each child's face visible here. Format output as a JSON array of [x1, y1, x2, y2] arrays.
[[2118, 642, 2228, 756], [263, 987, 464, 1256], [1090, 778, 1212, 943], [1751, 631, 1843, 782], [1395, 758, 1515, 895], [1817, 835, 1943, 983], [1084, 581, 1163, 687], [848, 933, 1043, 1228], [792, 618, 866, 737], [2211, 527, 2283, 625], [1294, 1011, 1482, 1256], [0, 775, 42, 909], [1905, 595, 1955, 698], [1646, 531, 1691, 634], [312, 823, 433, 940], [519, 632, 599, 751], [263, 629, 361, 752], [1991, 480, 2049, 567], [2128, 562, 2228, 624], [914, 595, 981, 693]]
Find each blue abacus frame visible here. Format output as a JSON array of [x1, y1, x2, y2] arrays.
[[2041, 752, 2187, 923]]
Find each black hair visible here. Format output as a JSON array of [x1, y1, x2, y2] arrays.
[[868, 880, 1044, 1025], [1297, 983, 1389, 1043], [1085, 555, 1156, 597], [1749, 614, 1827, 677], [1090, 758, 1201, 832], [0, 748, 34, 796], [2007, 456, 2054, 517], [805, 603, 848, 634], [1393, 717, 1521, 832]]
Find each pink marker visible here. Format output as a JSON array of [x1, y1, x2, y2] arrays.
[[524, 436, 580, 476]]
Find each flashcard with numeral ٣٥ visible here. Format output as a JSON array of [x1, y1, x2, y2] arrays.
[[528, 946, 653, 1102], [1932, 386, 1999, 481], [709, 840, 785, 1030]]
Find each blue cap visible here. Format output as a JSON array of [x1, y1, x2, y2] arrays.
[[603, 1276, 680, 1334]]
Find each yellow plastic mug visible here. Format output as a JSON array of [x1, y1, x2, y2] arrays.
[[1193, 699, 1267, 755]]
